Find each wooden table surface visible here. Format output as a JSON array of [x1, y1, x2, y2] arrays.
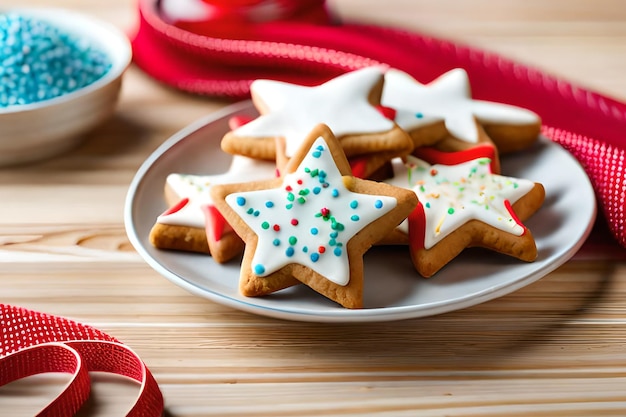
[[2, 1, 626, 416]]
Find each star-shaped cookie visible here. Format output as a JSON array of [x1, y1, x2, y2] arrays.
[[211, 124, 418, 308], [385, 155, 545, 277], [221, 66, 414, 177], [149, 155, 276, 261], [381, 68, 541, 153]]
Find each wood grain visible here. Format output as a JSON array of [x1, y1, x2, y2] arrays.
[[1, 1, 626, 416]]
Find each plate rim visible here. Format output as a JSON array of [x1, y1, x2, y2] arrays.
[[124, 100, 597, 323]]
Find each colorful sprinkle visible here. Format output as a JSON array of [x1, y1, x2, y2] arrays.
[[236, 196, 246, 206], [351, 215, 360, 221], [310, 253, 320, 262], [374, 200, 383, 209], [290, 219, 299, 226], [350, 200, 358, 209], [265, 201, 274, 208], [254, 264, 265, 275]]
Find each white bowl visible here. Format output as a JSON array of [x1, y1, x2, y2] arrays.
[[0, 8, 132, 166]]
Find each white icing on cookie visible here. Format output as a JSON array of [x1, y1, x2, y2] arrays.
[[386, 155, 535, 249], [226, 136, 397, 286], [233, 66, 395, 157], [381, 68, 540, 143], [157, 156, 276, 229]]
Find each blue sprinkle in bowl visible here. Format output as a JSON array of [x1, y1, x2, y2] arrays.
[[0, 8, 132, 166]]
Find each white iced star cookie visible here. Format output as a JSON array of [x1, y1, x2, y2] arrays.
[[385, 155, 545, 277], [381, 68, 541, 153], [221, 67, 414, 178], [211, 124, 418, 308], [149, 155, 276, 261]]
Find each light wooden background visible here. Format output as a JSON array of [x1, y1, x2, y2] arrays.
[[2, 1, 626, 416]]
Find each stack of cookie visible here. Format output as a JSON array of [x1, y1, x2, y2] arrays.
[[149, 66, 545, 309]]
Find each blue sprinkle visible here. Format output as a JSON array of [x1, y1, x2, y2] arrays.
[[312, 151, 322, 158], [350, 200, 358, 209], [310, 253, 320, 262], [253, 210, 260, 216], [351, 215, 360, 221], [415, 112, 424, 119], [312, 187, 321, 194], [330, 231, 338, 238], [254, 264, 265, 275], [329, 239, 336, 246], [0, 13, 112, 108], [265, 201, 274, 208], [334, 247, 342, 256], [331, 189, 339, 198], [272, 238, 280, 246], [310, 227, 318, 235], [374, 200, 383, 209], [302, 246, 309, 253], [285, 247, 295, 257], [236, 196, 246, 206]]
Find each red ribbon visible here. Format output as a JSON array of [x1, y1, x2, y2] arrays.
[[0, 304, 163, 416], [130, 0, 626, 248]]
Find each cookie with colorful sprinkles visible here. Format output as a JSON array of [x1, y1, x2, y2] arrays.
[[210, 124, 418, 308], [149, 156, 276, 261], [385, 155, 545, 277]]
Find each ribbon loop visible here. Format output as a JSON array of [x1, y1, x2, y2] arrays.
[[0, 304, 164, 417]]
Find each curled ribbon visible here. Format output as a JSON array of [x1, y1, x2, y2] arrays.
[[0, 304, 163, 417]]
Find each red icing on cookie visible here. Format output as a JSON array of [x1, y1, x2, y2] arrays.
[[376, 104, 397, 121], [161, 198, 189, 216], [407, 203, 426, 251], [228, 115, 254, 130], [504, 199, 526, 235], [413, 144, 496, 170], [202, 204, 227, 242], [349, 157, 368, 178]]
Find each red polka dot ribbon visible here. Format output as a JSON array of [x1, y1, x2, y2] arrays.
[[0, 304, 163, 417], [131, 0, 626, 249]]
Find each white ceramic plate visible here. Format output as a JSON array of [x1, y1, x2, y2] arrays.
[[125, 100, 597, 323]]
